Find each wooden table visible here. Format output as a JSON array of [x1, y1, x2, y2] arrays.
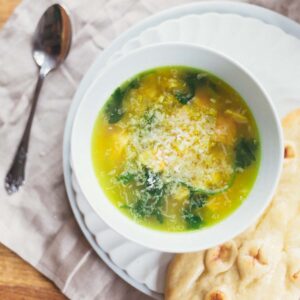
[[0, 1, 67, 299]]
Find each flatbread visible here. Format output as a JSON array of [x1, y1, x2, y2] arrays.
[[166, 109, 300, 300]]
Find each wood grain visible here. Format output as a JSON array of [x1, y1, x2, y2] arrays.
[[0, 0, 22, 27], [0, 245, 66, 299], [0, 1, 67, 299]]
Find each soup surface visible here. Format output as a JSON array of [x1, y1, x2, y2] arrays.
[[92, 66, 260, 232]]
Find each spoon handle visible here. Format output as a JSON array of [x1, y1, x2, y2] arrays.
[[5, 71, 45, 194]]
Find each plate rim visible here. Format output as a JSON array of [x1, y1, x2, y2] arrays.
[[63, 2, 300, 298]]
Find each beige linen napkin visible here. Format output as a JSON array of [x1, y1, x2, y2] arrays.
[[249, 0, 300, 23], [0, 0, 299, 299]]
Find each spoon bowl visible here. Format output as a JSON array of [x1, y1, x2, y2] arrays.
[[33, 4, 72, 75]]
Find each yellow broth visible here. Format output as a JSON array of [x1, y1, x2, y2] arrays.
[[92, 66, 260, 232]]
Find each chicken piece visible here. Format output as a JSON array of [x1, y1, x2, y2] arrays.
[[111, 130, 129, 159], [171, 185, 190, 203], [225, 109, 248, 124], [215, 114, 237, 145]]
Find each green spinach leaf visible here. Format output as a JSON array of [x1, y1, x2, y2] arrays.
[[183, 208, 203, 229], [117, 172, 136, 184], [235, 138, 257, 170], [105, 88, 125, 124], [180, 188, 207, 229], [189, 192, 208, 210], [174, 73, 197, 104], [122, 167, 165, 223], [105, 79, 140, 124], [173, 72, 217, 105]]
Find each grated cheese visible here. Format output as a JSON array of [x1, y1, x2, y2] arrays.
[[121, 100, 233, 190]]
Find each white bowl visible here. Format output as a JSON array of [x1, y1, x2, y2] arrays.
[[71, 43, 283, 253]]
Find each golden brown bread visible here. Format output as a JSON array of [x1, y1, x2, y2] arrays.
[[165, 109, 300, 300]]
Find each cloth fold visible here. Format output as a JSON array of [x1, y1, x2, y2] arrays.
[[0, 0, 298, 299]]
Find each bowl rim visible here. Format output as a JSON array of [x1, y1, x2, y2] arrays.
[[71, 42, 283, 253]]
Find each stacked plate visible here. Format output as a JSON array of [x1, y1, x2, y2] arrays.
[[63, 2, 300, 299]]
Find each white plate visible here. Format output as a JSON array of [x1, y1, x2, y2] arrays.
[[63, 3, 300, 299], [72, 11, 300, 294]]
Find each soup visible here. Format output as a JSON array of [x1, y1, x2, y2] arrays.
[[92, 66, 260, 232]]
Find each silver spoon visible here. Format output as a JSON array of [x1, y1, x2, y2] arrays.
[[5, 4, 72, 194]]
